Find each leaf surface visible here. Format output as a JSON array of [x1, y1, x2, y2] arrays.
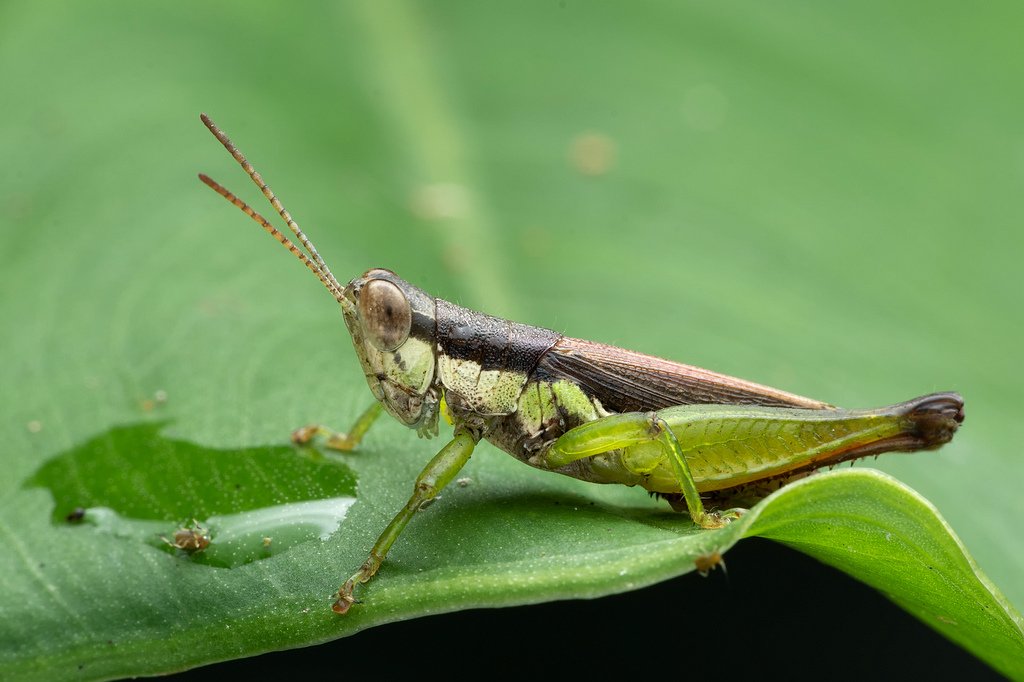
[[1, 1, 1022, 679]]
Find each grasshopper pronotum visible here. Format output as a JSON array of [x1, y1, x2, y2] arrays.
[[198, 114, 964, 614]]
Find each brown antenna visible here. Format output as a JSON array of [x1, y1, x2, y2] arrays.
[[198, 173, 345, 300], [198, 114, 351, 310]]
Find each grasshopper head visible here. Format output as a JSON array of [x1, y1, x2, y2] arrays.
[[342, 269, 440, 437]]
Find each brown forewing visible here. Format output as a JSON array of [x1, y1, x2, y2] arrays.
[[535, 337, 832, 414]]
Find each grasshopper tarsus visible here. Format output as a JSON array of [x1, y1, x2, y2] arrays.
[[331, 588, 356, 615], [290, 424, 356, 452], [290, 425, 318, 446], [290, 404, 386, 452], [334, 563, 375, 614], [696, 511, 732, 530]]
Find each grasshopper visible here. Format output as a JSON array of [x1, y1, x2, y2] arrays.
[[198, 114, 964, 614]]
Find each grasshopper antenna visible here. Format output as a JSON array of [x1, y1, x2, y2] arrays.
[[198, 114, 351, 310], [197, 173, 346, 303]]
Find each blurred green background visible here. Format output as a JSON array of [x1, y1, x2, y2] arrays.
[[2, 0, 1022, 676]]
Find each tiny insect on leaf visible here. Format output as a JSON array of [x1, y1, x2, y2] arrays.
[[162, 519, 211, 555]]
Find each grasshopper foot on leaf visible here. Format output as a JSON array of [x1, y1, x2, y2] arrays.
[[332, 580, 358, 615], [292, 403, 385, 452], [695, 507, 746, 529], [333, 556, 379, 615], [691, 510, 732, 530], [291, 425, 358, 452]]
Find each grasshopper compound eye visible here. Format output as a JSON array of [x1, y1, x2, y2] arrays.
[[359, 279, 412, 352]]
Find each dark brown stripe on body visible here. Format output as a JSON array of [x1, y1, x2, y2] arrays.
[[434, 299, 561, 373]]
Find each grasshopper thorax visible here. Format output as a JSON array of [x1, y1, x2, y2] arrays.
[[342, 269, 440, 437]]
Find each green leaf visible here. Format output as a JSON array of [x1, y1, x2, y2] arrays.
[[5, 428, 1022, 679], [743, 471, 1024, 678], [2, 0, 1022, 679]]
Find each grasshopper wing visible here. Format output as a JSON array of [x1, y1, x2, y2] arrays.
[[535, 337, 832, 414]]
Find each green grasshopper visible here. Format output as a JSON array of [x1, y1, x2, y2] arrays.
[[198, 114, 964, 614]]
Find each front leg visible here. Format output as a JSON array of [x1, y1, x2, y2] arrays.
[[333, 429, 478, 614], [292, 402, 384, 452]]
